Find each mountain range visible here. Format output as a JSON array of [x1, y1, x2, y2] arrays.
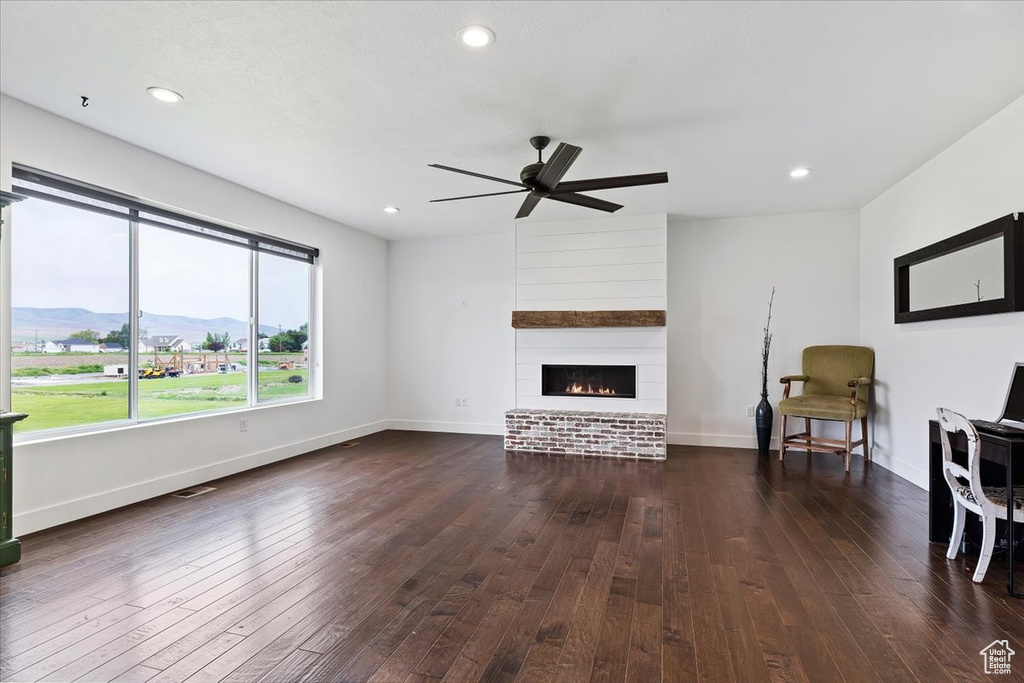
[[11, 307, 278, 343]]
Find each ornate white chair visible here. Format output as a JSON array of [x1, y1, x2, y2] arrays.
[[938, 407, 1024, 583]]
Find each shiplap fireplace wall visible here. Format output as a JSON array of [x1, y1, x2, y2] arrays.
[[513, 214, 668, 415]]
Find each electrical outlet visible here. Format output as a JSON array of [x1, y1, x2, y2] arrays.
[[461, 298, 468, 308], [454, 397, 461, 407], [746, 405, 754, 417], [462, 397, 469, 407], [240, 418, 248, 432]]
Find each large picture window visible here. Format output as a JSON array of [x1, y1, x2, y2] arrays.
[[8, 165, 318, 437]]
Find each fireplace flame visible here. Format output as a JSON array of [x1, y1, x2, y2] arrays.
[[565, 381, 616, 395]]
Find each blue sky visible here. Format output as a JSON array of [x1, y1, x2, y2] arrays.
[[11, 196, 309, 330]]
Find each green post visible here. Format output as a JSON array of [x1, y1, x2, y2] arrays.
[[0, 413, 28, 567]]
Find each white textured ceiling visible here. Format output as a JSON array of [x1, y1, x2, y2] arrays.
[[1, 1, 1022, 239]]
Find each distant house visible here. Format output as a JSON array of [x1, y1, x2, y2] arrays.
[[11, 341, 40, 353], [40, 341, 62, 354], [232, 337, 270, 352], [52, 338, 101, 353], [99, 343, 126, 353], [139, 335, 192, 354]]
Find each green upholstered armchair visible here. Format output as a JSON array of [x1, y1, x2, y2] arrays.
[[779, 345, 874, 472]]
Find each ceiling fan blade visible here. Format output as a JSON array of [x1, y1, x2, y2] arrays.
[[515, 193, 543, 219], [552, 172, 668, 194], [430, 189, 530, 203], [535, 142, 582, 190], [428, 164, 526, 188], [545, 192, 623, 213]]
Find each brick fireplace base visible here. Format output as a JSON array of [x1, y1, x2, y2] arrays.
[[504, 409, 667, 460]]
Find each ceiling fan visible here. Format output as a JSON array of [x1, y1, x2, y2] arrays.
[[429, 136, 668, 219]]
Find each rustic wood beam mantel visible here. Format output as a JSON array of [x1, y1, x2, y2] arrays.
[[511, 310, 666, 329]]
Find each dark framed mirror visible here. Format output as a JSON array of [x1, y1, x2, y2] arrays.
[[894, 212, 1023, 323]]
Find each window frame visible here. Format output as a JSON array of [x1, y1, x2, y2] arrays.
[[254, 250, 316, 406], [8, 169, 319, 443]]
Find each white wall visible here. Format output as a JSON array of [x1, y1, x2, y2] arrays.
[[515, 214, 668, 414], [515, 214, 667, 312], [667, 211, 862, 448], [859, 97, 1024, 488], [387, 232, 515, 435], [1, 95, 389, 534]]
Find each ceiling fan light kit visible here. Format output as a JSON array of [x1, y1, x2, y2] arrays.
[[429, 136, 668, 219]]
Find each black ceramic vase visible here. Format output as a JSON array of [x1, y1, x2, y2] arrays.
[[755, 396, 773, 453]]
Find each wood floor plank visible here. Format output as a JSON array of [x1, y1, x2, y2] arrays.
[[551, 540, 618, 683], [2, 432, 1019, 683], [109, 663, 162, 683], [288, 482, 531, 680], [402, 477, 581, 681], [146, 633, 247, 683], [626, 601, 661, 683]]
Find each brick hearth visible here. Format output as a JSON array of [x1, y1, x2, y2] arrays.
[[504, 409, 667, 460]]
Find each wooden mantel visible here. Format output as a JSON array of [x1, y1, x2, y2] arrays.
[[511, 310, 666, 329]]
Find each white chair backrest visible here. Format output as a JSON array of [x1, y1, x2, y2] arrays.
[[936, 407, 984, 506]]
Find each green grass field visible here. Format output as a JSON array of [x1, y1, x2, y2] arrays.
[[12, 369, 309, 434]]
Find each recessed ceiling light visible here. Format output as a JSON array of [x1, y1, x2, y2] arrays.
[[383, 206, 400, 214], [458, 25, 495, 48], [147, 87, 184, 103], [789, 167, 811, 179]]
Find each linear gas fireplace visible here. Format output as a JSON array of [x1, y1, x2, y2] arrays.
[[541, 364, 637, 399]]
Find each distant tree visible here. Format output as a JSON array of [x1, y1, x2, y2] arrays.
[[102, 323, 130, 348], [69, 329, 100, 343], [267, 323, 308, 353], [203, 331, 231, 352], [203, 332, 223, 351], [101, 324, 148, 349]]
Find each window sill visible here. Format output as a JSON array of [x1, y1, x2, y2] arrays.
[[13, 395, 320, 446]]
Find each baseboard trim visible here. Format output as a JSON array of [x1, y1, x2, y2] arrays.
[[670, 431, 926, 490], [862, 450, 928, 491], [14, 419, 389, 536], [668, 432, 779, 450], [387, 420, 504, 436]]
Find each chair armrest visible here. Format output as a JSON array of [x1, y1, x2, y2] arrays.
[[779, 374, 808, 400], [847, 377, 872, 406]]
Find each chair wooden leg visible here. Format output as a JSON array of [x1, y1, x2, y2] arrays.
[[844, 420, 852, 472], [973, 513, 997, 583], [804, 417, 812, 456], [779, 414, 788, 461], [861, 416, 869, 462], [947, 501, 965, 560]]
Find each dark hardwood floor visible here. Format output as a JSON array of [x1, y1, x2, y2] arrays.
[[1, 430, 1022, 682]]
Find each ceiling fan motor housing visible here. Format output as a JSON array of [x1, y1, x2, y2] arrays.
[[520, 162, 544, 187]]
